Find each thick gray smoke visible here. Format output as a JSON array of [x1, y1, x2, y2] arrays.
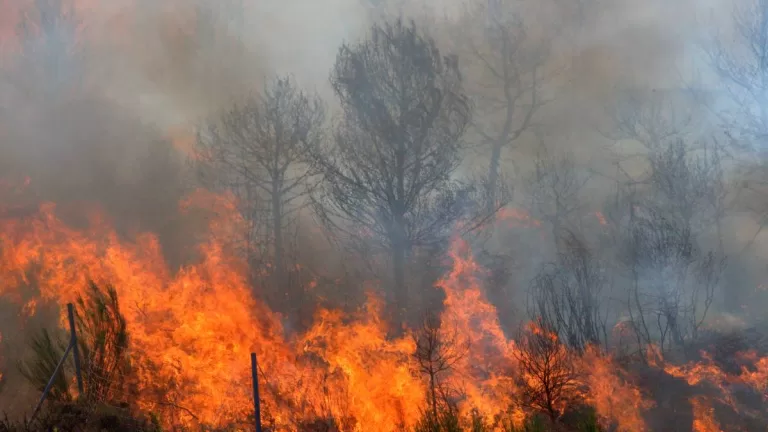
[[1, 0, 763, 326], [4, 0, 768, 425]]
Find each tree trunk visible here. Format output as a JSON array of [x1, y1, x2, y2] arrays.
[[392, 236, 407, 321], [552, 216, 561, 254], [246, 194, 258, 290], [487, 141, 504, 214], [394, 132, 408, 322], [272, 183, 284, 294], [429, 369, 438, 421]]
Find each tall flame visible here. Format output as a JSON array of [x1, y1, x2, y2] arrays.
[[0, 183, 764, 430]]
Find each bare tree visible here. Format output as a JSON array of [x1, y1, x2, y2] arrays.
[[606, 88, 694, 150], [529, 230, 610, 353], [704, 0, 768, 261], [412, 313, 468, 421], [615, 141, 725, 358], [450, 0, 552, 212], [706, 0, 768, 153], [512, 319, 580, 423], [312, 18, 473, 318], [524, 146, 590, 249], [602, 89, 728, 357], [523, 147, 609, 354], [195, 76, 325, 295]]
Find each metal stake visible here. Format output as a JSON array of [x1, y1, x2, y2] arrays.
[[29, 343, 73, 422], [67, 303, 84, 396], [251, 353, 263, 432]]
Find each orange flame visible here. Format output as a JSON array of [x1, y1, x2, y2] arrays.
[[0, 183, 765, 430], [580, 348, 651, 432], [690, 396, 722, 432]]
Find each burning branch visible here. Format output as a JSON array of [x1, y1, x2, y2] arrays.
[[412, 312, 468, 422], [512, 320, 580, 423]]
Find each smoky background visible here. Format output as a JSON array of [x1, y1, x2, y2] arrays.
[[0, 0, 767, 422]]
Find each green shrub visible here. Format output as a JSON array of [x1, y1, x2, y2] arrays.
[[413, 407, 462, 432], [18, 280, 131, 408], [18, 329, 72, 403]]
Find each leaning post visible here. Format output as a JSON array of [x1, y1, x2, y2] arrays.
[[250, 353, 263, 432], [67, 303, 84, 395]]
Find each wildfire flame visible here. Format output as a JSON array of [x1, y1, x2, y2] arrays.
[[0, 182, 650, 429], [1, 2, 767, 430], [0, 178, 765, 431]]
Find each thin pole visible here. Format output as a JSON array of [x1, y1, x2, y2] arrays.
[[29, 342, 73, 422], [67, 303, 84, 396], [250, 353, 262, 432]]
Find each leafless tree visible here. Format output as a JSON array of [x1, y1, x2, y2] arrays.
[[606, 88, 694, 150], [195, 76, 325, 295], [706, 0, 768, 153], [529, 230, 610, 353], [605, 89, 729, 254], [512, 319, 580, 422], [450, 0, 552, 212], [311, 18, 474, 319], [601, 89, 729, 357], [615, 141, 725, 358], [524, 147, 590, 249], [523, 147, 609, 354], [704, 0, 768, 258], [412, 313, 468, 421]]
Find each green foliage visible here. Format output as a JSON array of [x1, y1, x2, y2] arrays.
[[559, 406, 604, 432], [469, 409, 489, 432], [18, 328, 71, 403], [495, 416, 519, 432], [503, 415, 550, 432], [573, 408, 602, 432], [523, 415, 548, 432], [413, 407, 462, 432], [149, 412, 163, 432], [74, 280, 131, 403], [0, 400, 161, 432], [408, 406, 605, 432], [17, 280, 131, 422]]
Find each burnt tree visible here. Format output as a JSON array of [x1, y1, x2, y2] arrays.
[[412, 313, 467, 421], [524, 146, 589, 250], [313, 18, 472, 318], [705, 0, 768, 282], [512, 320, 580, 423], [195, 76, 325, 298], [529, 230, 610, 353], [616, 142, 725, 358], [706, 0, 768, 153], [604, 91, 727, 357], [450, 0, 551, 212]]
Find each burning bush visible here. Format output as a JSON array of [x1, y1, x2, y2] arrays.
[[19, 281, 131, 406], [512, 320, 580, 423], [1, 193, 767, 431]]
